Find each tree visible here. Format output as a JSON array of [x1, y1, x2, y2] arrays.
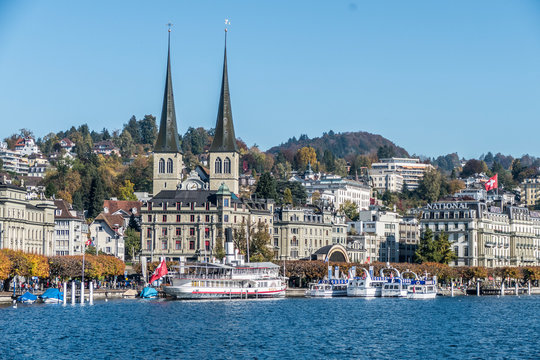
[[276, 181, 307, 205], [124, 228, 141, 261], [433, 232, 456, 265], [118, 130, 135, 158], [415, 229, 436, 263], [461, 159, 488, 177], [255, 172, 278, 201], [417, 169, 443, 202], [377, 145, 395, 159], [128, 213, 141, 232], [118, 180, 137, 201], [88, 176, 105, 218], [249, 223, 274, 262], [283, 188, 293, 205], [339, 200, 359, 221], [295, 146, 317, 172], [214, 237, 226, 260], [139, 115, 157, 145]]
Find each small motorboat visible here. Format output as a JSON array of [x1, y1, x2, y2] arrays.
[[17, 291, 38, 304], [40, 288, 64, 304], [140, 287, 158, 299]]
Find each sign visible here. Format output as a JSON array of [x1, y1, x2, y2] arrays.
[[426, 203, 469, 210]]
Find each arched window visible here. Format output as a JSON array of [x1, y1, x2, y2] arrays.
[[167, 158, 173, 173], [215, 157, 222, 174], [158, 158, 165, 173], [224, 157, 231, 174]]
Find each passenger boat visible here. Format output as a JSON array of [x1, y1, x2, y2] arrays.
[[381, 268, 416, 298], [305, 279, 348, 297], [162, 229, 286, 300], [347, 268, 388, 297], [407, 274, 438, 299]]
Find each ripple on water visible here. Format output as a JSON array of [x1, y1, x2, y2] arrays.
[[0, 296, 539, 359]]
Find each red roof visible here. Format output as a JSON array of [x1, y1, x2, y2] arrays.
[[94, 213, 125, 235], [103, 200, 141, 216]]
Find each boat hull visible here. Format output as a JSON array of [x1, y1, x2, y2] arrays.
[[347, 287, 380, 297], [163, 285, 286, 300]]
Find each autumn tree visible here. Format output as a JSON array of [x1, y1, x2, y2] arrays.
[[295, 146, 317, 172], [339, 200, 359, 221], [283, 188, 293, 205], [118, 180, 137, 201], [249, 223, 274, 262]]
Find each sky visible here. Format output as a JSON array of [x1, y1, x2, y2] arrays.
[[1, 0, 540, 159]]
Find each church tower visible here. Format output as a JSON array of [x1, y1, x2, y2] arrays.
[[209, 30, 239, 194], [153, 29, 183, 195]]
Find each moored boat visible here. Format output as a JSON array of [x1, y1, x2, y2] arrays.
[[39, 288, 64, 304], [407, 274, 438, 299], [347, 268, 388, 297], [305, 279, 348, 297]]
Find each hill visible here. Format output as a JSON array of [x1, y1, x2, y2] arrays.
[[267, 131, 409, 160]]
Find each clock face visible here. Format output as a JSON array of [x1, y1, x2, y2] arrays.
[[187, 182, 198, 190]]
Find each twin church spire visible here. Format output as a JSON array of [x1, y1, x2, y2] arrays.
[[153, 28, 239, 195]]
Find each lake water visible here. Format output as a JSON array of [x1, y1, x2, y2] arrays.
[[1, 296, 539, 359]]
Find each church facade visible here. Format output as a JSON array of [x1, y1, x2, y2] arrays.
[[140, 32, 273, 262]]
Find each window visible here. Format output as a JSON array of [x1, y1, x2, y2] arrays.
[[224, 198, 229, 207], [148, 203, 152, 211], [224, 157, 231, 173], [205, 215, 210, 222], [190, 203, 195, 210], [163, 202, 167, 210], [106, 247, 111, 253], [190, 215, 195, 222], [176, 203, 181, 211], [158, 158, 165, 173], [224, 215, 229, 223], [205, 240, 210, 251], [176, 228, 181, 236], [106, 236, 111, 243], [147, 215, 152, 222], [167, 158, 173, 173], [206, 202, 210, 210], [161, 240, 167, 250], [176, 215, 181, 222], [175, 240, 181, 250], [190, 228, 195, 236], [162, 215, 167, 222], [189, 240, 195, 250], [147, 228, 152, 237], [162, 228, 168, 236], [215, 157, 222, 173], [205, 228, 210, 238]]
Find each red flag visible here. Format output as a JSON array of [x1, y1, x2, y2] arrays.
[[85, 238, 92, 246], [485, 174, 498, 191], [149, 259, 168, 283]]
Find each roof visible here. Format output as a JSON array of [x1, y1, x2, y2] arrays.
[[94, 213, 124, 235], [215, 183, 231, 196], [209, 38, 239, 153], [103, 200, 141, 216], [154, 31, 181, 154], [54, 199, 78, 219]]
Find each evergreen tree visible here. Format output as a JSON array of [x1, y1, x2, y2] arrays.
[[415, 228, 436, 263], [88, 176, 105, 218], [255, 172, 278, 201], [128, 213, 141, 232]]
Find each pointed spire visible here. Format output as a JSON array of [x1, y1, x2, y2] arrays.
[[154, 27, 181, 153], [210, 30, 239, 153]]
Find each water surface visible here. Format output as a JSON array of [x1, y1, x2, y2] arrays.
[[1, 296, 538, 359]]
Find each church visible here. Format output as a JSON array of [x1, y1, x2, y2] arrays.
[[140, 31, 274, 262]]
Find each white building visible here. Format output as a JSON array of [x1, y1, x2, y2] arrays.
[[0, 144, 29, 175], [89, 213, 125, 261], [369, 169, 404, 193], [370, 158, 434, 191], [293, 173, 371, 211], [53, 200, 86, 255], [14, 137, 40, 156]]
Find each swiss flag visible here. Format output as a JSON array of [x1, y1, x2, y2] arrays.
[[149, 259, 168, 283], [85, 238, 92, 247], [485, 174, 498, 191]]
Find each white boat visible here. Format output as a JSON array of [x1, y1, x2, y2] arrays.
[[163, 262, 286, 300], [305, 279, 348, 297], [347, 268, 388, 297], [381, 268, 416, 298], [162, 229, 286, 300], [407, 275, 438, 299]]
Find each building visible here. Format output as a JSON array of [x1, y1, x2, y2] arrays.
[[0, 183, 56, 255], [141, 30, 274, 263], [14, 137, 40, 156], [0, 144, 29, 175], [53, 199, 86, 255], [399, 216, 419, 263], [370, 158, 433, 191], [273, 205, 347, 260], [419, 200, 540, 268], [89, 213, 125, 260], [59, 138, 75, 153], [521, 178, 540, 207], [369, 169, 404, 193], [103, 199, 142, 227], [93, 140, 120, 156], [293, 171, 371, 211]]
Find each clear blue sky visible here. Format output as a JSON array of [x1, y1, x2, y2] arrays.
[[1, 0, 540, 159]]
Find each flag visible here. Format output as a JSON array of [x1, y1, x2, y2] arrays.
[[149, 259, 168, 284], [324, 255, 329, 263], [85, 238, 92, 247], [485, 174, 498, 191]]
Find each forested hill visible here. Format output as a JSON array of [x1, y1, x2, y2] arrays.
[[267, 131, 409, 160]]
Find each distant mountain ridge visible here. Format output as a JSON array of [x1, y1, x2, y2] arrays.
[[267, 131, 409, 159]]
